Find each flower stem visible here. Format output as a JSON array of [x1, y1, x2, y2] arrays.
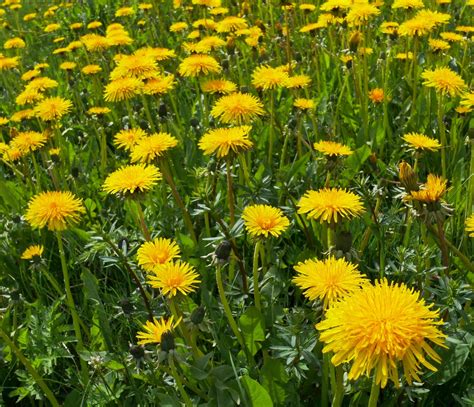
[[216, 264, 247, 355], [0, 328, 60, 407], [56, 232, 89, 383], [252, 240, 262, 312], [168, 353, 193, 407], [332, 365, 344, 407], [159, 157, 197, 244], [134, 199, 151, 241], [368, 377, 380, 407], [321, 352, 329, 407], [226, 156, 235, 227], [437, 95, 447, 178]]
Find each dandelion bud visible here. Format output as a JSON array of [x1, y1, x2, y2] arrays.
[[215, 240, 232, 263], [190, 306, 205, 325], [399, 161, 418, 193], [158, 103, 167, 118], [129, 345, 145, 361], [349, 31, 362, 53], [160, 331, 176, 353]]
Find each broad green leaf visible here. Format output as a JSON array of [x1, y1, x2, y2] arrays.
[[261, 357, 289, 405], [241, 375, 273, 407], [239, 306, 265, 356]]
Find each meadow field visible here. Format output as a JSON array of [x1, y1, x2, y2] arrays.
[[0, 0, 473, 405]]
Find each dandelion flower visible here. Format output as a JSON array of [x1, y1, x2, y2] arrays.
[[345, 4, 380, 25], [110, 55, 158, 80], [104, 77, 143, 102], [211, 92, 264, 124], [201, 79, 237, 94], [368, 88, 385, 103], [136, 316, 180, 345], [10, 131, 48, 153], [34, 97, 72, 121], [137, 238, 181, 272], [199, 126, 253, 157], [178, 54, 221, 77], [143, 75, 176, 95], [4, 37, 26, 49], [87, 107, 111, 115], [147, 260, 201, 297], [103, 164, 161, 196], [25, 191, 85, 231], [21, 245, 44, 260], [428, 39, 450, 52], [285, 75, 311, 89], [293, 256, 367, 308], [392, 0, 424, 9], [298, 188, 364, 223], [294, 98, 315, 110], [114, 128, 147, 150], [314, 141, 353, 157], [316, 279, 446, 388], [466, 214, 474, 237], [242, 204, 290, 238], [399, 18, 435, 37], [411, 174, 447, 203], [130, 133, 178, 163], [251, 65, 289, 90], [403, 133, 441, 151], [82, 64, 102, 75], [421, 67, 467, 96]]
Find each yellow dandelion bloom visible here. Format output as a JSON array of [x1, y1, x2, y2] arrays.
[[285, 75, 311, 89], [25, 191, 85, 231], [44, 23, 60, 33], [136, 316, 180, 345], [143, 75, 176, 95], [10, 109, 35, 122], [10, 131, 47, 153], [104, 77, 143, 102], [380, 22, 399, 35], [314, 140, 353, 157], [415, 10, 450, 26], [201, 79, 237, 94], [345, 4, 380, 25], [0, 117, 9, 126], [392, 0, 424, 9], [294, 98, 315, 110], [421, 67, 467, 96], [130, 133, 178, 163], [402, 133, 441, 151], [115, 7, 135, 17], [114, 128, 147, 150], [4, 37, 25, 49], [103, 164, 161, 196], [34, 97, 72, 121], [25, 77, 58, 92], [466, 214, 474, 237], [298, 188, 364, 223], [87, 107, 111, 115], [440, 32, 464, 42], [199, 126, 253, 157], [459, 92, 474, 110], [110, 55, 159, 81], [147, 261, 201, 297], [59, 62, 76, 71], [134, 47, 176, 62], [241, 204, 290, 238], [316, 279, 446, 388], [137, 238, 181, 272], [211, 92, 265, 124], [21, 244, 44, 260], [252, 65, 289, 90], [170, 22, 188, 32], [368, 88, 384, 103], [411, 174, 447, 203], [82, 64, 102, 75], [399, 18, 435, 37], [16, 89, 44, 106], [428, 39, 450, 52], [178, 54, 222, 77], [0, 56, 20, 70], [216, 16, 248, 32], [293, 256, 367, 308]]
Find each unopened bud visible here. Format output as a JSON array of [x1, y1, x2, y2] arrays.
[[349, 31, 362, 53], [399, 161, 418, 193]]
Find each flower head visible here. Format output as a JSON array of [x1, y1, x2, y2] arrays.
[[251, 65, 289, 90], [178, 54, 221, 77], [242, 204, 290, 238], [293, 256, 367, 308], [114, 128, 147, 150], [103, 164, 161, 196], [130, 133, 178, 163], [316, 279, 446, 388], [34, 97, 72, 121], [466, 214, 474, 237], [104, 77, 143, 102], [211, 92, 264, 124], [314, 141, 353, 157], [298, 188, 364, 223], [136, 316, 180, 345], [21, 244, 44, 260], [147, 261, 201, 297], [294, 98, 315, 110], [10, 131, 48, 153], [25, 191, 85, 231], [199, 126, 253, 157], [201, 79, 237, 94], [421, 67, 467, 96], [368, 88, 385, 103], [411, 174, 447, 203], [402, 133, 441, 151], [143, 75, 176, 95], [137, 238, 181, 272]]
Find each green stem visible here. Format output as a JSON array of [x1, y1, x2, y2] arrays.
[[252, 240, 262, 312], [226, 156, 235, 227], [368, 377, 380, 407], [135, 199, 151, 241], [437, 95, 447, 178], [216, 264, 246, 354], [56, 232, 89, 383], [0, 328, 60, 407], [332, 365, 344, 407], [321, 352, 329, 407], [168, 354, 193, 407]]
